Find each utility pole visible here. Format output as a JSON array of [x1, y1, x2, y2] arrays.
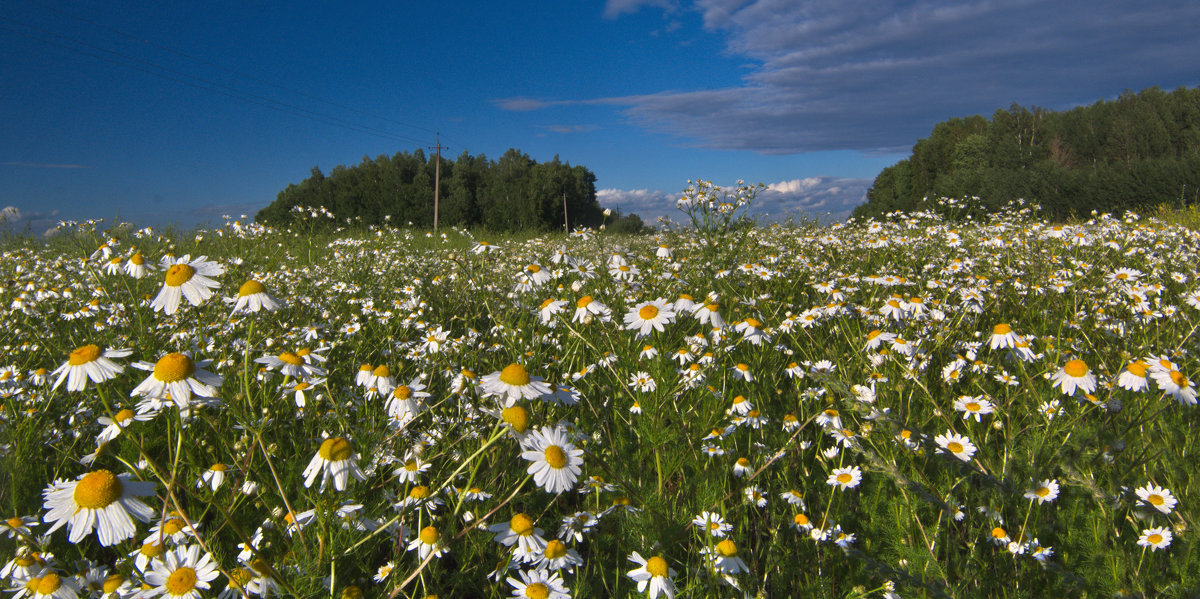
[[563, 192, 569, 233], [428, 133, 448, 231]]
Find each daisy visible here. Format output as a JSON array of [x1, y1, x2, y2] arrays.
[[534, 539, 583, 572], [150, 255, 224, 315], [1135, 484, 1178, 514], [627, 552, 677, 599], [140, 545, 220, 598], [488, 513, 547, 562], [863, 329, 896, 351], [255, 350, 327, 379], [1024, 479, 1060, 504], [506, 569, 570, 599], [1150, 367, 1198, 406], [16, 570, 81, 599], [624, 299, 676, 338], [572, 295, 611, 323], [480, 363, 552, 406], [0, 515, 36, 540], [691, 301, 725, 329], [1050, 358, 1097, 397], [521, 426, 584, 494], [229, 279, 283, 314], [827, 466, 863, 491], [1116, 360, 1150, 392], [934, 431, 977, 462], [792, 512, 814, 533], [42, 469, 156, 546], [394, 452, 431, 484], [384, 379, 431, 419], [705, 539, 749, 575], [51, 344, 132, 392], [1137, 527, 1173, 551], [123, 252, 152, 278], [198, 464, 230, 492], [302, 436, 366, 492], [129, 353, 223, 409], [95, 408, 152, 445], [692, 511, 730, 538], [407, 525, 448, 560], [730, 363, 753, 382], [988, 323, 1022, 350], [537, 298, 567, 326], [953, 396, 995, 421]]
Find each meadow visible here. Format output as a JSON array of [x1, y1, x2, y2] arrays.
[[1, 189, 1197, 598]]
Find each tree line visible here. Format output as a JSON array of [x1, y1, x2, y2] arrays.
[[256, 148, 648, 232], [855, 86, 1200, 219]]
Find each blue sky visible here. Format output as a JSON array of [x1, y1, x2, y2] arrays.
[[3, 0, 1199, 232]]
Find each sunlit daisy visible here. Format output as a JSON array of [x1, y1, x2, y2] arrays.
[[229, 279, 283, 314], [624, 298, 676, 338], [123, 252, 152, 278], [627, 552, 677, 599], [150, 255, 224, 315], [704, 539, 749, 575], [1116, 360, 1150, 392], [130, 353, 223, 410], [480, 363, 552, 406], [988, 323, 1022, 350], [1135, 484, 1178, 514], [934, 431, 977, 462], [302, 436, 366, 492], [140, 545, 219, 598], [51, 344, 131, 393], [1024, 479, 1060, 504], [953, 395, 995, 421], [692, 511, 730, 538], [255, 350, 327, 379], [1050, 358, 1096, 397], [489, 513, 547, 562], [534, 539, 583, 572], [16, 570, 81, 599], [407, 525, 448, 560], [42, 469, 156, 546], [1150, 367, 1198, 406], [507, 568, 570, 599], [1137, 527, 1172, 551], [827, 466, 863, 491], [521, 426, 584, 494]]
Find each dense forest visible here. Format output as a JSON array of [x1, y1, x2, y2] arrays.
[[854, 86, 1200, 219], [256, 148, 647, 232]]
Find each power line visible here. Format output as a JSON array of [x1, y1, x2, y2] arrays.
[[0, 16, 430, 146]]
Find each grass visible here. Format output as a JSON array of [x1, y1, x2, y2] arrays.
[[0, 203, 1197, 598]]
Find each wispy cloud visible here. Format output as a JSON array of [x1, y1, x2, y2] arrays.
[[1, 161, 89, 169], [590, 1, 1200, 154], [598, 176, 870, 223], [540, 124, 600, 134]]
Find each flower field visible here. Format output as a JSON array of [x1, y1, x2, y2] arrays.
[[1, 200, 1197, 598]]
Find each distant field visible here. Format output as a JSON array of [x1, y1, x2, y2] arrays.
[[1, 204, 1196, 598]]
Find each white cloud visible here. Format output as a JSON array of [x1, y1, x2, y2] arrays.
[[0, 206, 20, 223], [598, 176, 870, 223]]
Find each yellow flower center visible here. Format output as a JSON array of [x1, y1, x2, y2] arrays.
[[736, 363, 749, 372], [103, 574, 125, 593], [153, 353, 195, 383], [318, 437, 353, 461], [68, 344, 102, 365], [644, 555, 669, 577], [544, 445, 568, 469], [1170, 370, 1189, 387], [638, 305, 659, 320], [946, 442, 964, 454], [228, 568, 252, 587], [276, 352, 303, 366], [745, 317, 762, 328], [1147, 533, 1163, 544], [715, 539, 738, 557], [130, 253, 145, 265], [36, 573, 62, 594], [419, 525, 439, 545], [161, 517, 186, 536], [993, 323, 1012, 335], [736, 457, 750, 467], [1063, 359, 1089, 378], [210, 463, 226, 472], [576, 296, 593, 308], [837, 473, 853, 484], [359, 364, 372, 373], [866, 330, 882, 340], [501, 406, 529, 433], [992, 527, 1007, 539], [543, 539, 567, 559], [73, 470, 124, 509], [393, 386, 412, 400], [294, 382, 311, 391], [238, 280, 266, 297], [6, 517, 23, 528], [524, 583, 550, 599], [409, 485, 431, 499], [140, 542, 163, 557], [499, 363, 531, 386], [965, 402, 981, 412], [164, 264, 196, 287], [1126, 361, 1148, 377], [1148, 494, 1165, 506], [165, 566, 198, 595], [794, 513, 810, 526], [372, 365, 391, 377], [1036, 487, 1051, 497], [510, 513, 535, 536], [527, 264, 541, 273]]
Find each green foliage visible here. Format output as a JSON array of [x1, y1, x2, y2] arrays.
[[256, 148, 607, 233], [856, 86, 1200, 220]]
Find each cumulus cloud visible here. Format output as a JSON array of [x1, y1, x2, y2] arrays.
[[0, 205, 61, 235], [598, 176, 870, 223], [571, 1, 1200, 154]]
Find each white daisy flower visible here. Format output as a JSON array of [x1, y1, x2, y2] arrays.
[[1135, 484, 1178, 514], [140, 545, 220, 598], [302, 436, 366, 492], [480, 363, 552, 406], [42, 469, 156, 546], [229, 279, 284, 314], [1024, 479, 1060, 504], [827, 466, 863, 491], [51, 344, 131, 392], [1137, 527, 1173, 551], [934, 431, 977, 462], [521, 426, 584, 494], [1049, 359, 1097, 397], [130, 353, 223, 410], [150, 255, 224, 315], [506, 568, 570, 599], [627, 552, 677, 599], [624, 298, 676, 338]]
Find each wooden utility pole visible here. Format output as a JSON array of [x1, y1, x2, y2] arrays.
[[428, 133, 448, 231]]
